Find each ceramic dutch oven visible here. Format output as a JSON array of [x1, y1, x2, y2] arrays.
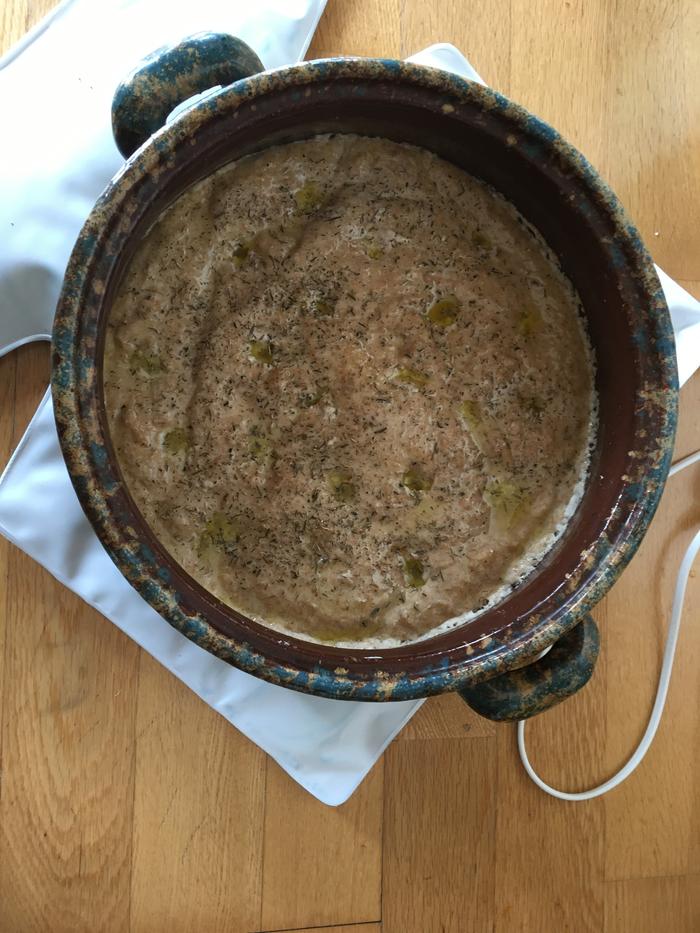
[[51, 33, 678, 721]]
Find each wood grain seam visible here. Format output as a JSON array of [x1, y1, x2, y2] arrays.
[[0, 353, 17, 809], [256, 921, 380, 933], [605, 870, 700, 884], [379, 755, 386, 926], [258, 753, 271, 931]]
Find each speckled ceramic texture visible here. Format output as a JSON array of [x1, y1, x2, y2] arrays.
[[112, 33, 264, 159], [459, 613, 600, 721], [52, 56, 678, 704]]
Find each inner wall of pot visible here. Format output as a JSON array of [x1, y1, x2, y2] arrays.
[[98, 83, 644, 649]]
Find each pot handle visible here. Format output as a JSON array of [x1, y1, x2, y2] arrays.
[[457, 614, 600, 722], [112, 32, 264, 159]]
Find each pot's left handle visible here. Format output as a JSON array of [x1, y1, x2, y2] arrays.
[[112, 32, 264, 159]]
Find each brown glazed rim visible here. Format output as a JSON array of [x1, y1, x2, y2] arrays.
[[51, 58, 677, 701]]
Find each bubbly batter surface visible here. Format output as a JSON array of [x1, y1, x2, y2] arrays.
[[104, 135, 595, 646]]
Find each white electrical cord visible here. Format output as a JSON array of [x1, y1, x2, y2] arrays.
[[518, 452, 700, 801], [669, 448, 700, 477]]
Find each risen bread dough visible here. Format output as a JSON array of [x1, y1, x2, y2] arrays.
[[104, 135, 595, 646]]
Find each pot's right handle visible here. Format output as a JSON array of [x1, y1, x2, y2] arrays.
[[458, 614, 600, 722], [112, 32, 264, 160]]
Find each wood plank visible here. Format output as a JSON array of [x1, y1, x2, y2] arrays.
[[269, 925, 382, 933], [603, 0, 699, 280], [0, 555, 139, 932], [0, 0, 30, 51], [0, 344, 139, 932], [400, 0, 511, 91], [0, 350, 15, 931], [260, 760, 383, 931], [510, 0, 611, 171], [0, 0, 57, 53], [688, 430, 700, 883], [603, 373, 700, 880], [691, 776, 700, 877], [685, 0, 700, 244], [0, 350, 16, 772], [492, 607, 607, 933], [686, 374, 700, 882], [604, 876, 700, 933], [382, 737, 496, 933], [676, 279, 700, 301], [129, 653, 267, 933], [399, 692, 495, 740], [307, 0, 401, 59]]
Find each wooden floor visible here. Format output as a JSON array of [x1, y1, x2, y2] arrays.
[[1, 1, 699, 930]]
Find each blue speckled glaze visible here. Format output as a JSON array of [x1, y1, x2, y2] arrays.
[[112, 33, 264, 159], [52, 49, 678, 713], [459, 614, 600, 721]]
